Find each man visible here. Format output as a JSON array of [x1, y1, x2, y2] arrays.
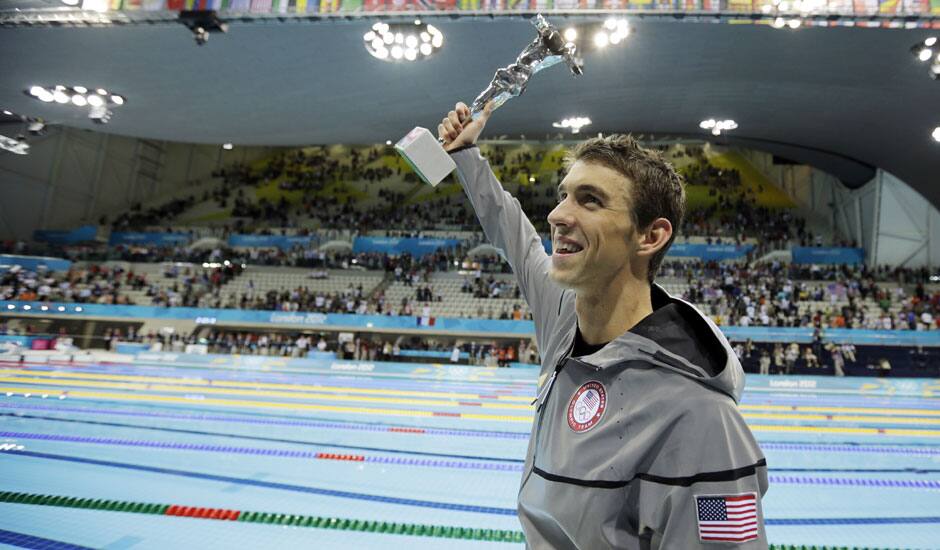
[[438, 102, 768, 548]]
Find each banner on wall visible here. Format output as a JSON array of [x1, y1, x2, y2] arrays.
[[108, 232, 192, 246], [667, 243, 753, 261], [227, 234, 316, 250], [791, 247, 865, 265], [352, 237, 461, 257], [33, 225, 97, 244], [0, 255, 72, 272]]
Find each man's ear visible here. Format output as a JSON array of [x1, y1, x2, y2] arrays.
[[636, 217, 673, 259]]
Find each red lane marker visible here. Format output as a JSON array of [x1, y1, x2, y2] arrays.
[[478, 395, 499, 400], [315, 452, 366, 462], [432, 411, 461, 418], [457, 402, 482, 407], [388, 427, 426, 434], [164, 504, 243, 521]]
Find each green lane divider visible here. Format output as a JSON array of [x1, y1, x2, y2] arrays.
[[0, 490, 524, 543], [0, 491, 910, 548]]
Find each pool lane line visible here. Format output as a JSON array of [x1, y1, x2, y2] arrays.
[[0, 450, 519, 516], [0, 527, 95, 550], [1, 490, 937, 547], [0, 386, 534, 423], [0, 431, 523, 472], [0, 491, 525, 543], [5, 358, 538, 388], [8, 431, 940, 489], [0, 413, 525, 463], [9, 368, 940, 417], [0, 402, 532, 439], [9, 402, 940, 452], [0, 368, 535, 403], [0, 376, 534, 411], [4, 387, 940, 436], [758, 441, 940, 454]]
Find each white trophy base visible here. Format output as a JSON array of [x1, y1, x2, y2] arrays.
[[395, 127, 456, 187]]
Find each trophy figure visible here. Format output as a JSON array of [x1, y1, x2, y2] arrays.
[[396, 14, 584, 187]]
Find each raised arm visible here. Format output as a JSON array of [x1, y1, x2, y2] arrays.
[[439, 102, 565, 350]]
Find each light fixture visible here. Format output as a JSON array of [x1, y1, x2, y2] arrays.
[[365, 20, 443, 63], [594, 31, 609, 48], [553, 116, 592, 134], [787, 19, 801, 29], [564, 28, 577, 41], [222, 143, 233, 150], [57, 306, 65, 311], [74, 306, 83, 312], [0, 135, 29, 155], [700, 118, 738, 136], [933, 127, 940, 142], [26, 85, 126, 121], [22, 305, 31, 310], [2, 110, 11, 116]]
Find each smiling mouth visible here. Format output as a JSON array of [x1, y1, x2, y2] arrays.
[[554, 243, 584, 256]]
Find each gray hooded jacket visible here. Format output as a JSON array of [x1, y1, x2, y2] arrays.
[[452, 146, 769, 549]]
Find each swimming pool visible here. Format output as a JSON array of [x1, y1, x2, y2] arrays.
[[0, 357, 937, 549]]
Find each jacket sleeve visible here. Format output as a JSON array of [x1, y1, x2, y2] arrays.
[[637, 398, 770, 549], [451, 147, 565, 352]]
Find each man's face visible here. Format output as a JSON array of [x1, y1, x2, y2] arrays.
[[547, 160, 637, 291]]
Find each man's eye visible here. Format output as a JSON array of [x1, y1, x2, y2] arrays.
[[584, 195, 601, 205]]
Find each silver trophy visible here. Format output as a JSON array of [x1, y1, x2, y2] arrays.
[[396, 14, 584, 186]]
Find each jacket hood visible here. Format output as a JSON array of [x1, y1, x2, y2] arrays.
[[567, 283, 746, 403]]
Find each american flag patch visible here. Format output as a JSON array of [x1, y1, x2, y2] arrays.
[[695, 492, 759, 543]]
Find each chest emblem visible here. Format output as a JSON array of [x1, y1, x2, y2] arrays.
[[567, 381, 607, 433]]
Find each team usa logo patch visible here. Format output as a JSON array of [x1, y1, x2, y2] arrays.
[[694, 492, 759, 543], [566, 381, 607, 433]]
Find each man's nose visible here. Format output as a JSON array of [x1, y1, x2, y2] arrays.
[[547, 200, 575, 229]]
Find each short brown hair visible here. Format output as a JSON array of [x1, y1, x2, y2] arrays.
[[565, 134, 685, 284]]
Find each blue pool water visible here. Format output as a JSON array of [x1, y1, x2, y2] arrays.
[[0, 358, 937, 549]]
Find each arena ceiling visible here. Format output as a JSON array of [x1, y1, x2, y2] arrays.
[[0, 11, 938, 207]]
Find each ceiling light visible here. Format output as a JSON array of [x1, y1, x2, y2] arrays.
[[222, 143, 233, 150], [918, 48, 933, 61], [385, 140, 392, 145], [71, 94, 87, 106], [53, 90, 70, 104], [932, 127, 940, 142], [61, 0, 79, 4], [366, 21, 443, 63], [29, 86, 44, 97], [604, 18, 618, 30], [552, 116, 592, 134], [73, 86, 87, 93], [86, 94, 104, 107], [787, 19, 801, 28], [111, 95, 124, 105], [700, 118, 738, 136], [2, 110, 11, 116], [96, 88, 107, 95], [926, 37, 937, 47], [564, 28, 577, 41], [772, 17, 786, 28], [0, 134, 29, 155], [594, 31, 609, 48]]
